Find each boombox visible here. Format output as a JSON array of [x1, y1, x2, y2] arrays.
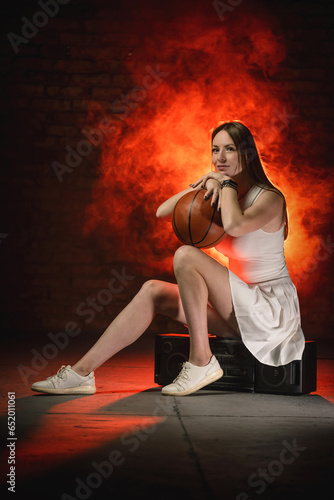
[[154, 334, 317, 395]]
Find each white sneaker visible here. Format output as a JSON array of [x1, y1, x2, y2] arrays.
[[161, 355, 223, 396], [31, 365, 96, 395]]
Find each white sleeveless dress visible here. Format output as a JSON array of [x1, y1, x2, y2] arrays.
[[215, 184, 305, 367]]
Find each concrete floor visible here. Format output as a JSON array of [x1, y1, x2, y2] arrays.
[[1, 333, 334, 500]]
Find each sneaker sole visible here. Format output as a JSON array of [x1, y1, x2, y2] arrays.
[[161, 368, 224, 396], [31, 385, 96, 395]]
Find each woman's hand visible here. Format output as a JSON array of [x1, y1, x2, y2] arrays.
[[203, 179, 221, 209], [190, 172, 231, 209]]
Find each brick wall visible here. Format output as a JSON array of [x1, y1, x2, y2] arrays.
[[1, 0, 333, 343]]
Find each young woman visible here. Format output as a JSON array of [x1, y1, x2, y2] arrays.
[[31, 121, 305, 396]]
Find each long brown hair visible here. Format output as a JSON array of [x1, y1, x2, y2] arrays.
[[212, 121, 288, 239]]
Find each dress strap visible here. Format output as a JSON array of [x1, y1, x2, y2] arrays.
[[249, 186, 266, 206], [240, 185, 266, 210]]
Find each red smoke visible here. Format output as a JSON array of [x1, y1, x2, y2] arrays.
[[83, 1, 333, 295]]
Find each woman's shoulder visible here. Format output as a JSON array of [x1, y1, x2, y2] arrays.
[[243, 183, 284, 213], [259, 183, 284, 195], [255, 184, 285, 202]]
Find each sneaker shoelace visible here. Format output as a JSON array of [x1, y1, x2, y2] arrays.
[[47, 365, 68, 384], [173, 363, 191, 389]]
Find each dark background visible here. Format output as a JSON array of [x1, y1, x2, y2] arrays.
[[0, 0, 333, 350]]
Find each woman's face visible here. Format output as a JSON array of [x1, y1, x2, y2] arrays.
[[212, 130, 242, 177]]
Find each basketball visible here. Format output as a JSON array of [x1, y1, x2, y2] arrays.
[[172, 189, 226, 248]]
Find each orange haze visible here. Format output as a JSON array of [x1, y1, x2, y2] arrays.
[[83, 1, 333, 296]]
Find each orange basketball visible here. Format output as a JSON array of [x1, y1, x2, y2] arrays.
[[172, 189, 226, 248]]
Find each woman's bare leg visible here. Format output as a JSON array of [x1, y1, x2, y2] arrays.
[[173, 245, 239, 366], [72, 281, 169, 376], [72, 248, 239, 376]]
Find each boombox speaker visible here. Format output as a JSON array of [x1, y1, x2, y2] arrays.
[[254, 341, 317, 394], [154, 334, 317, 395], [155, 334, 256, 392]]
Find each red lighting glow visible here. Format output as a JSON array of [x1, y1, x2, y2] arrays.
[[14, 408, 162, 478], [82, 3, 332, 296]]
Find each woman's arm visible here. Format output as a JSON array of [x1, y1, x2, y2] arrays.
[[156, 186, 197, 221], [190, 173, 284, 236], [157, 172, 223, 221], [219, 187, 284, 236]]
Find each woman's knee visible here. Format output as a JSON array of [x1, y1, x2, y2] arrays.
[[140, 279, 164, 298], [140, 279, 177, 315], [173, 245, 201, 273]]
